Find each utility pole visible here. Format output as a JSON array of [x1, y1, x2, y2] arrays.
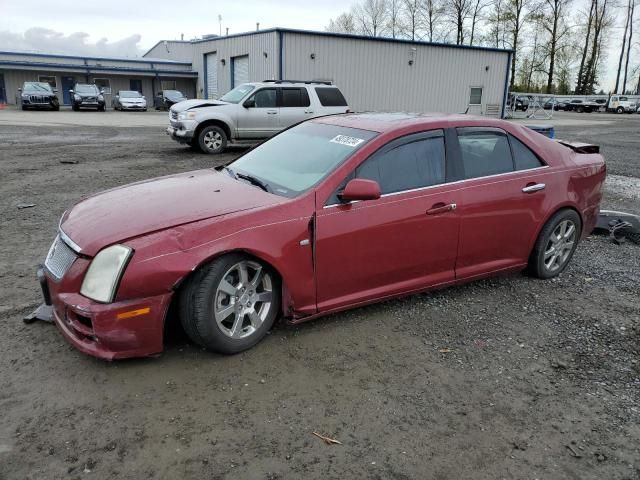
[[218, 15, 222, 36]]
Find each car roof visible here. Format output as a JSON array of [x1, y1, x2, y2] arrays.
[[246, 81, 339, 88], [312, 112, 506, 133]]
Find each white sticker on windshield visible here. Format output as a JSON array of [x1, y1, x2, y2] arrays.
[[330, 135, 365, 147]]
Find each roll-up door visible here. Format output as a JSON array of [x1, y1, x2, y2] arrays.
[[232, 55, 249, 88], [205, 52, 217, 99]]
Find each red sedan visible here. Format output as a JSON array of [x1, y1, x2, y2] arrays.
[[37, 113, 606, 359]]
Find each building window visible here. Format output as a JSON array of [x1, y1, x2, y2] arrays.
[[161, 80, 177, 90], [94, 78, 111, 94], [39, 75, 57, 89], [469, 87, 483, 105]]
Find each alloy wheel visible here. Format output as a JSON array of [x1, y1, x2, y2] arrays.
[[203, 130, 223, 151], [213, 260, 274, 339], [543, 220, 576, 272]]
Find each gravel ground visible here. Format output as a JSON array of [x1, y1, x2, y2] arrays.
[[0, 111, 638, 479]]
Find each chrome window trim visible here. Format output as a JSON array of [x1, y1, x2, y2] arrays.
[[323, 165, 550, 209]]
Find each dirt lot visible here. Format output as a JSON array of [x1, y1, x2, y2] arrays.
[[0, 110, 638, 479]]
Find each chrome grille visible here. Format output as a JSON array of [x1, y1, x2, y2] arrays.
[[44, 235, 77, 280], [84, 96, 97, 102], [29, 95, 49, 104]]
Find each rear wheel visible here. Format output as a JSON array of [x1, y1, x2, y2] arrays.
[[616, 106, 624, 114], [197, 125, 227, 154], [179, 254, 280, 354], [529, 209, 581, 279], [576, 106, 584, 113]]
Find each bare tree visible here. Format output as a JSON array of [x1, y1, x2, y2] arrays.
[[575, 0, 595, 93], [542, 0, 573, 93], [326, 12, 357, 33], [614, 0, 632, 93], [582, 0, 612, 93], [469, 0, 488, 45], [353, 0, 390, 36], [622, 0, 635, 92], [402, 0, 424, 39], [505, 0, 531, 88], [387, 0, 404, 37], [447, 0, 473, 44], [486, 0, 508, 48], [423, 0, 446, 41]]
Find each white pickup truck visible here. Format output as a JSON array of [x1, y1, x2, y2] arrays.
[[607, 95, 637, 114], [166, 80, 350, 154]]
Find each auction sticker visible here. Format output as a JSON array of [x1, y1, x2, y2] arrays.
[[330, 135, 365, 147]]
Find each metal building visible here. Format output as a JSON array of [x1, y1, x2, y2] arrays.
[[145, 28, 512, 117], [0, 51, 198, 106]]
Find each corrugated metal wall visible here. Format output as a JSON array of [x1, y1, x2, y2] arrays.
[[282, 32, 509, 114], [144, 41, 195, 62], [189, 31, 278, 98]]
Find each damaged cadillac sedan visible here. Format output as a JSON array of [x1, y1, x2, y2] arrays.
[[34, 113, 606, 360]]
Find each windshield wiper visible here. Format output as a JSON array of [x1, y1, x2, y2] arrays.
[[236, 172, 271, 193]]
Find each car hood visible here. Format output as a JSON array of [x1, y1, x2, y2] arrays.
[[170, 99, 229, 113], [61, 169, 282, 256]]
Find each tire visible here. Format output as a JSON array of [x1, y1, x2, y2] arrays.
[[21, 105, 27, 111], [98, 105, 106, 112], [616, 106, 624, 114], [576, 106, 584, 113], [52, 105, 60, 111], [529, 209, 582, 279], [197, 125, 227, 154], [179, 254, 280, 354], [72, 104, 79, 111]]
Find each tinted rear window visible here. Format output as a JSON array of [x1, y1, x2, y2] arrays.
[[458, 131, 513, 179], [509, 135, 545, 170], [315, 87, 348, 107]]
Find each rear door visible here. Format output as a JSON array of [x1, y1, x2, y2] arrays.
[[278, 87, 313, 128], [315, 130, 460, 311], [455, 127, 551, 280], [236, 87, 279, 139]]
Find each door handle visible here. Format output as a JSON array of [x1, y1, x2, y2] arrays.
[[266, 110, 278, 115], [304, 110, 314, 114], [426, 203, 457, 215], [522, 183, 546, 193]]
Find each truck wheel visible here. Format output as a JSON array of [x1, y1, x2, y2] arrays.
[[197, 125, 227, 154], [616, 106, 624, 114]]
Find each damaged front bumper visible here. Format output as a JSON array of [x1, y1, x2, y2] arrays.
[[28, 266, 172, 360]]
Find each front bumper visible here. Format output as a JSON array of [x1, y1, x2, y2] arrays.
[[120, 103, 147, 110], [166, 124, 195, 143], [39, 266, 172, 360]]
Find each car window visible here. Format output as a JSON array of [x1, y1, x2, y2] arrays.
[[509, 135, 545, 170], [356, 133, 446, 195], [280, 88, 310, 108], [315, 87, 348, 107], [458, 130, 513, 179], [250, 88, 277, 108]]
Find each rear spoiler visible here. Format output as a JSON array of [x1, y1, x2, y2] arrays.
[[555, 140, 600, 154]]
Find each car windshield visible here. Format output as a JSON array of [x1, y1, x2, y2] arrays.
[[23, 82, 52, 93], [219, 84, 255, 103], [164, 90, 185, 100], [75, 84, 99, 94], [119, 90, 142, 98], [229, 122, 378, 198]]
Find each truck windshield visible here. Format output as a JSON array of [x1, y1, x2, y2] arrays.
[[219, 84, 255, 103], [229, 122, 378, 198]]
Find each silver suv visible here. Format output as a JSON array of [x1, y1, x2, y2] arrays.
[[166, 80, 350, 154]]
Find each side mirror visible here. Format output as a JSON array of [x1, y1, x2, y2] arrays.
[[243, 98, 256, 108], [69, 89, 74, 94], [18, 88, 22, 92], [339, 178, 381, 202], [100, 89, 105, 94], [53, 88, 58, 93]]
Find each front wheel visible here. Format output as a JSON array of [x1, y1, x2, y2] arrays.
[[197, 125, 227, 154], [616, 106, 624, 114], [179, 255, 280, 354], [529, 209, 581, 279]]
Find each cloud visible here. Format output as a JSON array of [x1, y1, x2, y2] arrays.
[[0, 27, 144, 57]]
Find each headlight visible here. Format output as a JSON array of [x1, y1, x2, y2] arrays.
[[80, 245, 133, 303], [178, 111, 197, 120], [98, 94, 104, 101], [74, 94, 81, 101]]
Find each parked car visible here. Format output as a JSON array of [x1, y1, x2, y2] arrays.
[[606, 95, 637, 113], [507, 94, 529, 111], [18, 82, 59, 110], [70, 84, 106, 111], [543, 99, 566, 110], [113, 90, 147, 111], [166, 80, 350, 154], [35, 113, 606, 360], [154, 90, 187, 110], [563, 99, 599, 113]]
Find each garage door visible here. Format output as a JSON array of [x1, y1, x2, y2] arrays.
[[205, 52, 217, 99], [232, 56, 249, 88]]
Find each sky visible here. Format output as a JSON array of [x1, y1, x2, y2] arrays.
[[0, 0, 631, 91]]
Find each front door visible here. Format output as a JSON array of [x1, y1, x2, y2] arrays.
[[130, 79, 142, 93], [454, 128, 551, 280], [315, 130, 460, 311], [61, 76, 75, 105], [236, 88, 279, 139]]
